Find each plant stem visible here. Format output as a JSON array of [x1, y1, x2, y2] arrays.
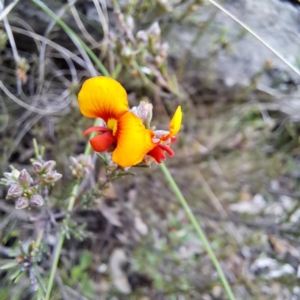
[[31, 0, 110, 77], [44, 167, 81, 300], [159, 163, 235, 300], [44, 228, 65, 300]]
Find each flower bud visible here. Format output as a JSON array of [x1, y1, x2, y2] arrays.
[[32, 162, 43, 173], [148, 22, 161, 38], [29, 195, 44, 207], [154, 55, 164, 67], [4, 169, 20, 182], [43, 160, 56, 172], [69, 156, 77, 166], [159, 42, 169, 58], [136, 30, 148, 43], [44, 171, 62, 183], [18, 169, 32, 186], [121, 45, 133, 58], [6, 184, 23, 199], [70, 155, 94, 178], [125, 16, 135, 32], [3, 172, 12, 180], [15, 197, 29, 209], [81, 154, 92, 167], [131, 101, 153, 126]]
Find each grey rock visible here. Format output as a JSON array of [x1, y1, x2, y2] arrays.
[[166, 0, 300, 87]]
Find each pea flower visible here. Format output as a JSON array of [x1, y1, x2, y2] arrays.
[[78, 77, 182, 167], [147, 105, 182, 163]]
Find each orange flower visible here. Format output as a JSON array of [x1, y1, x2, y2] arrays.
[[78, 76, 182, 167], [78, 77, 155, 167]]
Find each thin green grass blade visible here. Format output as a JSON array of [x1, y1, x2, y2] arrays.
[[31, 0, 110, 77], [159, 163, 235, 300]]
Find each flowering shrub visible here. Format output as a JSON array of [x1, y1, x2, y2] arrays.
[[0, 75, 183, 298]]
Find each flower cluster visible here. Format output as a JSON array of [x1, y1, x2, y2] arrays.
[[32, 160, 62, 184], [69, 154, 94, 179], [136, 22, 169, 68], [2, 159, 62, 209], [110, 18, 170, 86], [78, 76, 182, 168]]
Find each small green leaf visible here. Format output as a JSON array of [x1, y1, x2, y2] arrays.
[[13, 271, 25, 283], [79, 251, 92, 269], [10, 269, 22, 281], [71, 266, 82, 280], [0, 261, 18, 270]]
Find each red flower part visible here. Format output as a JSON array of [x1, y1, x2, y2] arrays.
[[89, 132, 116, 152], [148, 144, 174, 163], [83, 126, 110, 137]]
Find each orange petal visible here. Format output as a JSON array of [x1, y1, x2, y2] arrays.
[[112, 112, 155, 167], [169, 106, 182, 137], [78, 77, 129, 121], [90, 132, 116, 152]]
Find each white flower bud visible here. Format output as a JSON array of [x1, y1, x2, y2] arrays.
[[131, 101, 153, 125], [69, 156, 77, 166], [148, 22, 161, 38], [44, 171, 62, 183], [125, 16, 135, 32], [6, 184, 23, 199], [11, 169, 20, 180], [15, 197, 29, 209], [121, 46, 132, 58], [43, 160, 56, 172], [4, 169, 20, 182], [32, 161, 43, 173], [136, 30, 148, 43], [159, 42, 169, 58], [3, 172, 12, 180], [18, 169, 32, 186], [29, 194, 44, 207], [154, 55, 164, 67]]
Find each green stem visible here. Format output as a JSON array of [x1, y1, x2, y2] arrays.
[[44, 162, 82, 300], [45, 129, 97, 300], [159, 163, 235, 300], [32, 138, 39, 158], [44, 228, 65, 300], [31, 0, 110, 77]]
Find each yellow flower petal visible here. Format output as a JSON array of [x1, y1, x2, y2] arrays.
[[112, 112, 155, 167], [78, 77, 129, 121], [169, 106, 182, 137]]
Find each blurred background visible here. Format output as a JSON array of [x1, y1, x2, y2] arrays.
[[1, 0, 300, 299]]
